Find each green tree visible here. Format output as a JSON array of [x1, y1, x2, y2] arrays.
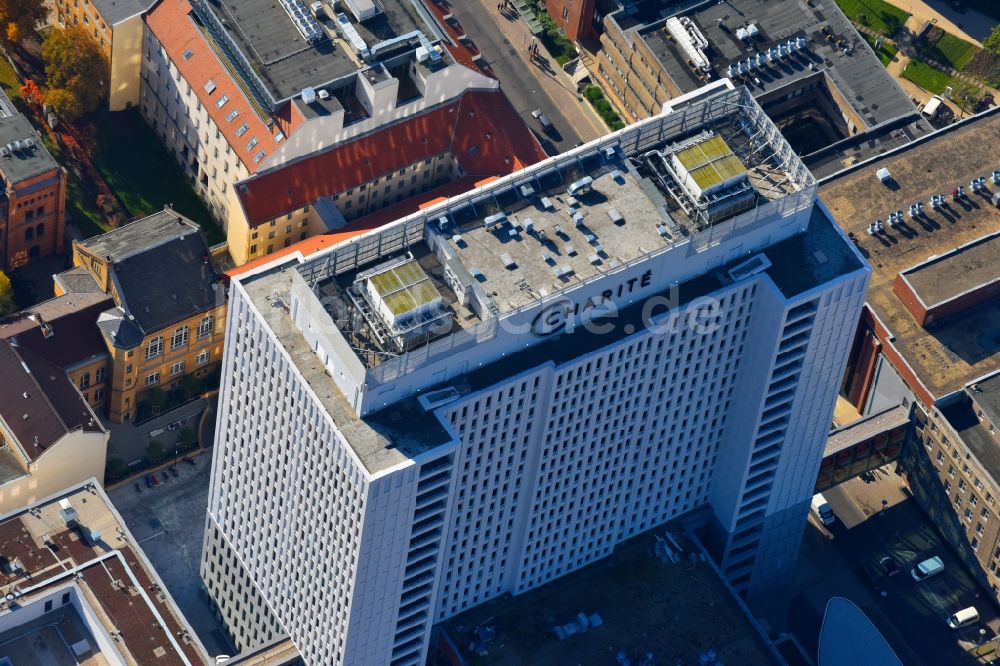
[[950, 80, 981, 113], [146, 440, 166, 464], [105, 457, 127, 481], [180, 374, 202, 399], [146, 387, 168, 410], [42, 26, 109, 119], [0, 271, 14, 316], [0, 0, 45, 44], [985, 25, 1000, 55], [179, 427, 198, 450], [44, 88, 79, 119]]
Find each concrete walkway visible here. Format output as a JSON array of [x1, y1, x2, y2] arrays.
[[462, 0, 607, 146], [888, 0, 987, 46]]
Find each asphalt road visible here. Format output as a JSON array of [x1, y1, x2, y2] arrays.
[[446, 1, 586, 154], [802, 473, 1000, 666]]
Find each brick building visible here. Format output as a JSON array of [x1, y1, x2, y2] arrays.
[[547, 0, 597, 40], [0, 91, 66, 271], [821, 109, 1000, 607]]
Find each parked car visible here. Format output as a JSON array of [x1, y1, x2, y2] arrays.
[[911, 555, 945, 581], [134, 482, 142, 494], [151, 473, 161, 488], [531, 108, 553, 133], [144, 474, 154, 489], [879, 555, 900, 576], [947, 606, 980, 629], [168, 466, 179, 478]]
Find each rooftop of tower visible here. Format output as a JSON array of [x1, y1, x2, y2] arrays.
[[235, 81, 866, 473]]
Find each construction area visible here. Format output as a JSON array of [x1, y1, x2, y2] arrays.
[[431, 528, 779, 666]]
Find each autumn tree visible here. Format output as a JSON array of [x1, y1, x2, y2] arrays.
[[0, 271, 15, 317], [18, 79, 42, 106], [42, 26, 108, 120], [0, 0, 45, 44]]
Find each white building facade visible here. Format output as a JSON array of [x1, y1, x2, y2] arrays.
[[202, 83, 870, 664]]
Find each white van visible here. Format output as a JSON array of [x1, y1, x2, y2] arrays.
[[947, 606, 979, 629], [911, 555, 945, 581], [921, 95, 944, 119], [811, 493, 836, 526]]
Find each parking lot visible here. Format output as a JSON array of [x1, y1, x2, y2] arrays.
[[107, 451, 234, 659], [758, 469, 1000, 665]]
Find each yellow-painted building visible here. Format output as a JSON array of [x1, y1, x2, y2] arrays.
[[71, 208, 227, 422], [53, 0, 147, 110]]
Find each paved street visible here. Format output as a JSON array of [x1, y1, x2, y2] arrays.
[[104, 397, 208, 468], [445, 0, 606, 154], [758, 470, 1000, 666], [108, 450, 233, 659]]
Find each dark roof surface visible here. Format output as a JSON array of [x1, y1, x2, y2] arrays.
[[0, 484, 207, 665], [971, 373, 1000, 431], [0, 293, 112, 369], [77, 209, 202, 263], [110, 233, 222, 335], [0, 96, 59, 185], [0, 342, 103, 459], [52, 267, 102, 295], [91, 0, 152, 25], [942, 396, 1000, 488]]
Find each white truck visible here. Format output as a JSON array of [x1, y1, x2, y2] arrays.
[[811, 493, 836, 526]]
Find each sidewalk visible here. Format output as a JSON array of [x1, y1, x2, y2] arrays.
[[481, 1, 607, 141], [887, 0, 991, 45]]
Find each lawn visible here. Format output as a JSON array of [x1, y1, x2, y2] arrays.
[[902, 60, 953, 94], [0, 55, 20, 102], [90, 109, 223, 244], [862, 32, 899, 66], [835, 0, 910, 37], [928, 32, 979, 70]]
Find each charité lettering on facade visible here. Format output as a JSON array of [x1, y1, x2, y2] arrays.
[[532, 269, 654, 336]]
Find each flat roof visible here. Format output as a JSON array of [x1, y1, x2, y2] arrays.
[[76, 208, 200, 262], [0, 483, 206, 664], [970, 372, 1000, 428], [91, 0, 151, 25], [0, 101, 59, 185], [825, 404, 911, 456], [900, 231, 1000, 308], [239, 83, 830, 473], [205, 0, 435, 102], [942, 396, 1000, 482], [819, 111, 1000, 399], [242, 270, 452, 474], [641, 0, 916, 130], [435, 528, 780, 666], [443, 124, 798, 313]]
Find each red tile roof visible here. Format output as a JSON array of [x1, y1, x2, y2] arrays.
[[420, 0, 494, 76], [227, 176, 483, 279], [235, 89, 546, 228], [145, 0, 280, 171]]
